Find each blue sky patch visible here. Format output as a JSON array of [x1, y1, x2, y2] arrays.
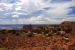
[[0, 0, 75, 24], [68, 6, 75, 15], [51, 0, 71, 3]]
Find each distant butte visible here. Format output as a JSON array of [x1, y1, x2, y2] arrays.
[[60, 21, 75, 29]]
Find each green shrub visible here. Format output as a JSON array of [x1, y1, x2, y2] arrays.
[[48, 32, 53, 37], [27, 32, 33, 37], [0, 48, 9, 50], [63, 28, 72, 33], [68, 44, 75, 50]]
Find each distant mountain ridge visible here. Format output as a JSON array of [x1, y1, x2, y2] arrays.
[[60, 21, 75, 29], [0, 21, 75, 29], [0, 24, 23, 29]]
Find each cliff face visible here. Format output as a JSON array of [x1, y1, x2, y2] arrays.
[[60, 21, 75, 29], [61, 21, 75, 25]]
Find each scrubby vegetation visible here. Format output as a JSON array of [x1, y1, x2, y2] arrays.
[[0, 21, 75, 50]]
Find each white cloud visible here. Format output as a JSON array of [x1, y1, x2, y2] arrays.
[[0, 0, 75, 24], [12, 15, 19, 18]]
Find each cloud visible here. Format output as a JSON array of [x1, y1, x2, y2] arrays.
[[0, 0, 75, 24], [0, 0, 20, 3], [51, 0, 71, 3]]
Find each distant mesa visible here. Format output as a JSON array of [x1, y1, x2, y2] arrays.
[[60, 21, 75, 28], [23, 24, 33, 30], [60, 21, 75, 25], [0, 21, 75, 30]]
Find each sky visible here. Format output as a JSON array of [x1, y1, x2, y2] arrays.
[[0, 0, 75, 24]]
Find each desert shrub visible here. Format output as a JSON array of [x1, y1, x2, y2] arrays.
[[52, 29, 58, 33], [0, 48, 9, 50], [10, 30, 21, 36], [64, 35, 69, 38], [36, 48, 42, 50], [63, 28, 72, 33], [31, 29, 41, 33], [56, 32, 61, 36], [11, 30, 16, 34], [51, 45, 59, 50], [64, 39, 69, 43], [15, 30, 21, 36], [27, 32, 33, 37], [60, 32, 65, 37], [56, 27, 61, 31], [48, 32, 53, 37], [44, 30, 49, 34], [68, 44, 75, 50], [0, 30, 6, 34], [59, 48, 65, 50], [0, 31, 3, 34], [21, 30, 28, 33]]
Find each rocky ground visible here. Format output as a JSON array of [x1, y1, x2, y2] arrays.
[[0, 31, 75, 50]]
